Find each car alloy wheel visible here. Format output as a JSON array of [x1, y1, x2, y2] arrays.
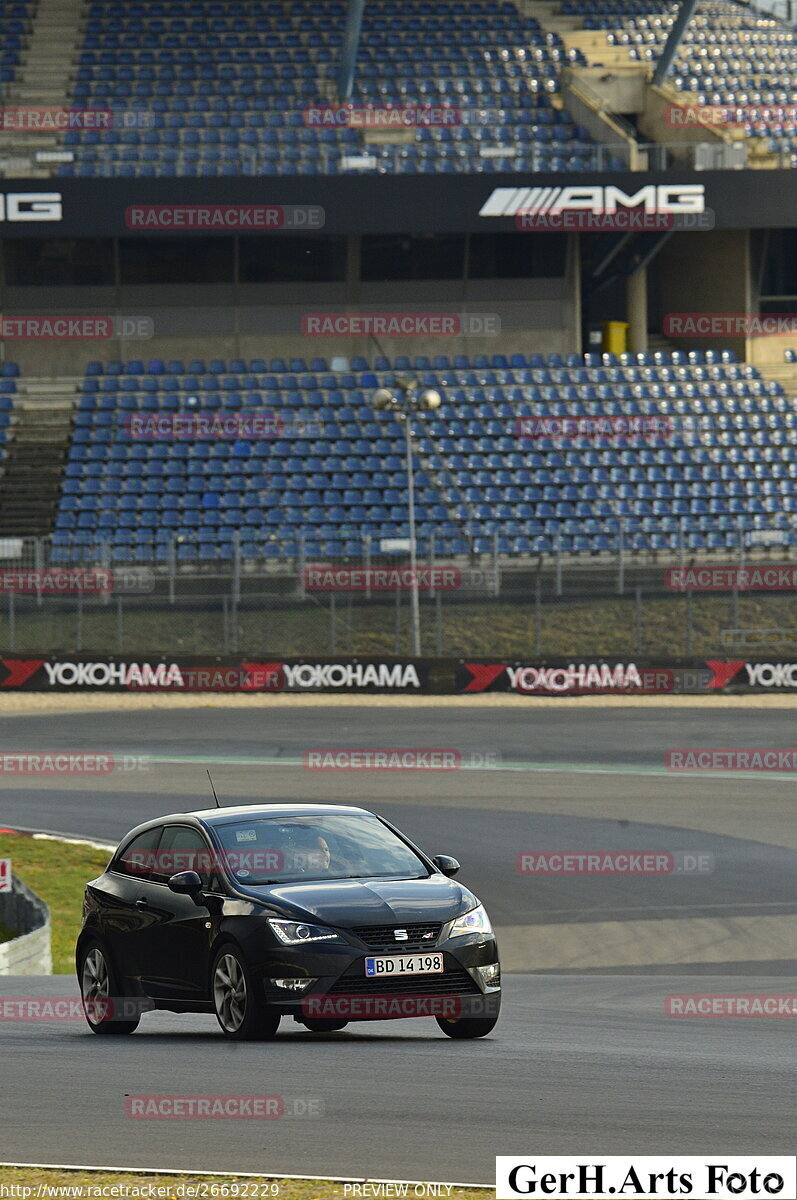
[[214, 953, 248, 1034], [211, 946, 280, 1041]]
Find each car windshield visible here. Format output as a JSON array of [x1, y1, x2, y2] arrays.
[[210, 812, 430, 885]]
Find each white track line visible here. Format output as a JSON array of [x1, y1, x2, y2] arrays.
[[0, 1163, 486, 1188]]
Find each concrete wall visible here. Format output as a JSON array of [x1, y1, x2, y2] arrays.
[[564, 66, 647, 116], [655, 230, 750, 360], [639, 84, 738, 168], [0, 275, 579, 375], [0, 875, 52, 975], [746, 331, 797, 366]]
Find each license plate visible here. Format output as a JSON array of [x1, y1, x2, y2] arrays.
[[365, 953, 444, 977]]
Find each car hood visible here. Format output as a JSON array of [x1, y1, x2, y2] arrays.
[[238, 874, 476, 927]]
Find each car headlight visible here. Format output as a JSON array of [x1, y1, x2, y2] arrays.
[[449, 903, 493, 939], [268, 918, 340, 945]]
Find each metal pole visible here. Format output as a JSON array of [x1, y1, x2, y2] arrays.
[[405, 415, 421, 656], [364, 533, 371, 601], [8, 592, 14, 651], [232, 530, 241, 606], [330, 594, 336, 654], [635, 584, 642, 654], [686, 590, 693, 655], [678, 517, 685, 569], [652, 0, 700, 86], [298, 531, 306, 601], [168, 534, 176, 605], [435, 591, 442, 655], [429, 530, 436, 601], [34, 537, 43, 609], [336, 0, 366, 100], [76, 595, 83, 652], [555, 526, 562, 596], [117, 595, 123, 653], [222, 595, 228, 653], [394, 587, 401, 655], [535, 574, 542, 655], [492, 528, 500, 597], [617, 519, 625, 595]]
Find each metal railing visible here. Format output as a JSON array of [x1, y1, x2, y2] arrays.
[[5, 136, 795, 178], [0, 525, 793, 656]]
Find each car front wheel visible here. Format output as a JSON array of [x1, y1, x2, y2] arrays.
[[436, 1014, 498, 1039], [301, 1018, 349, 1033], [212, 946, 280, 1041]]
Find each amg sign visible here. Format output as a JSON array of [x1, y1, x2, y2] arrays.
[[0, 192, 62, 221], [479, 184, 706, 217]]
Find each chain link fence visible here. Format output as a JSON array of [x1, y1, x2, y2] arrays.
[[0, 533, 795, 657]]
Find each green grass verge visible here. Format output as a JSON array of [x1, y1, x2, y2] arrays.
[[0, 833, 110, 974], [0, 1166, 490, 1199], [0, 591, 795, 656]]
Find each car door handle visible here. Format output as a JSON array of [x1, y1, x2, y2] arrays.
[[135, 897, 149, 911]]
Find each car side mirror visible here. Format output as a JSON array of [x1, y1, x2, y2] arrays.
[[432, 855, 460, 877], [168, 870, 204, 898]]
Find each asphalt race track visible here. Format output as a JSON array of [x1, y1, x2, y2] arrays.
[[1, 972, 794, 1184], [0, 704, 795, 1183]]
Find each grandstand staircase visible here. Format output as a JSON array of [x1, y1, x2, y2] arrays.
[[0, 388, 75, 535], [0, 0, 86, 177]]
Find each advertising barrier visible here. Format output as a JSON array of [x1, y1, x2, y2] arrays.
[[0, 656, 794, 693], [0, 171, 794, 237]]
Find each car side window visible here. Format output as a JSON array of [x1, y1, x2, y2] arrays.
[[114, 827, 164, 882], [157, 825, 220, 890]]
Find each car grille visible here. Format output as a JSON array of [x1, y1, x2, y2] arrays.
[[327, 963, 480, 997], [349, 923, 442, 951]]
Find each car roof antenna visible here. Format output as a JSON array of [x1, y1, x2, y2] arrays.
[[207, 769, 222, 808]]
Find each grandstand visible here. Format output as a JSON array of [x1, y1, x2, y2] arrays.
[[0, 0, 794, 603], [0, 347, 787, 566]]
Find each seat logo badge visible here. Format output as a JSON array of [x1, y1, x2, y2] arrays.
[[394, 929, 408, 941]]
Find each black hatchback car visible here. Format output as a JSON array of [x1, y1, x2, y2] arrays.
[[76, 803, 501, 1040]]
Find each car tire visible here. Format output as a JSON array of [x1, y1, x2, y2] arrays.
[[435, 1014, 498, 1039], [301, 1018, 349, 1033], [78, 940, 140, 1036], [211, 945, 280, 1041]]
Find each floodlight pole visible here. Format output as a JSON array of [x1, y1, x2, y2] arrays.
[[373, 377, 441, 659], [403, 408, 422, 657]]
